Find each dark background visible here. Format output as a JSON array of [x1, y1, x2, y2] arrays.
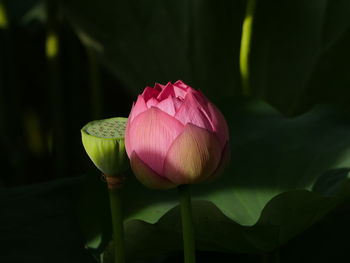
[[0, 0, 134, 187], [1, 0, 350, 262]]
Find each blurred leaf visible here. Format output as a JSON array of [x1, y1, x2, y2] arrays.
[[58, 0, 350, 115], [77, 172, 112, 253], [21, 2, 45, 24], [118, 99, 350, 260], [250, 0, 350, 115], [0, 177, 96, 263], [3, 0, 40, 21], [312, 168, 350, 196], [57, 0, 245, 101]]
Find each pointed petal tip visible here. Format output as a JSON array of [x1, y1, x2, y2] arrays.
[[157, 82, 175, 101], [154, 83, 164, 91], [207, 103, 229, 146], [175, 92, 212, 130], [174, 80, 191, 90], [155, 96, 176, 116], [129, 95, 147, 123], [142, 86, 160, 102]]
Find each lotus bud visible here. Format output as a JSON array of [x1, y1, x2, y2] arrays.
[[125, 81, 229, 189]]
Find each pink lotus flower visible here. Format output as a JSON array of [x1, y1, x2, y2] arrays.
[[125, 80, 229, 189]]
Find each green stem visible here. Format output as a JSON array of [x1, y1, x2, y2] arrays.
[[178, 184, 196, 263], [45, 0, 67, 177], [239, 0, 257, 96], [109, 189, 125, 263]]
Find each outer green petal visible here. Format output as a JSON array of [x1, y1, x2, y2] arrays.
[[163, 124, 222, 184], [81, 117, 128, 175], [130, 151, 178, 190]]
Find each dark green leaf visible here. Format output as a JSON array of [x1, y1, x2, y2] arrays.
[[59, 0, 350, 115], [58, 0, 245, 101], [121, 100, 350, 259], [0, 177, 96, 263], [250, 0, 350, 115], [77, 172, 112, 252]]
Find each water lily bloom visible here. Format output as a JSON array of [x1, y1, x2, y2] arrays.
[[125, 81, 229, 189]]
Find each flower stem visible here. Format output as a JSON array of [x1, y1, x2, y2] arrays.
[[109, 188, 125, 263], [240, 0, 257, 96], [178, 184, 196, 263], [45, 0, 67, 177]]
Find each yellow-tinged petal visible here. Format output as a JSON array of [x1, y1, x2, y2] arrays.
[[163, 124, 222, 184]]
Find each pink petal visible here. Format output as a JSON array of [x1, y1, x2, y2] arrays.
[[173, 81, 189, 99], [192, 90, 210, 112], [172, 97, 183, 111], [129, 95, 147, 123], [156, 96, 176, 116], [154, 83, 164, 91], [207, 103, 229, 147], [173, 85, 187, 99], [156, 82, 175, 101], [175, 92, 212, 131], [146, 97, 159, 108], [163, 124, 222, 184], [142, 87, 160, 102], [130, 151, 178, 189], [174, 80, 191, 90], [126, 107, 184, 175]]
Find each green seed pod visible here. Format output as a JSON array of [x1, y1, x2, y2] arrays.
[[81, 117, 128, 176]]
